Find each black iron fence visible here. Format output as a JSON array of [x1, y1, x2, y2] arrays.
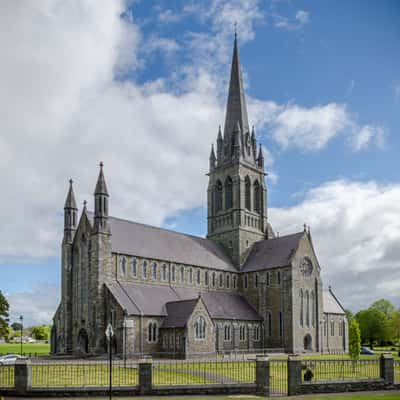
[[395, 360, 400, 384], [301, 359, 380, 382], [0, 365, 14, 388], [31, 360, 138, 388], [269, 359, 287, 396], [152, 359, 255, 386]]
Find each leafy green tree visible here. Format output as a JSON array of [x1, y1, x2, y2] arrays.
[[11, 322, 22, 332], [370, 299, 395, 318], [345, 309, 354, 322], [349, 319, 361, 359], [0, 290, 10, 338], [388, 310, 400, 345], [31, 325, 50, 340], [356, 308, 389, 348]]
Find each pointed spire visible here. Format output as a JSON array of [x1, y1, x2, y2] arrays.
[[251, 126, 257, 157], [64, 179, 77, 210], [209, 144, 216, 170], [83, 200, 87, 212], [257, 144, 264, 169], [94, 161, 108, 196], [223, 33, 250, 143]]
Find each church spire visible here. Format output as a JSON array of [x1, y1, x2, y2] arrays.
[[63, 179, 78, 244], [94, 162, 110, 234], [209, 144, 216, 170], [223, 33, 250, 144]]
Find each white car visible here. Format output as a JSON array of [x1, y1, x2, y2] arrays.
[[0, 354, 22, 365]]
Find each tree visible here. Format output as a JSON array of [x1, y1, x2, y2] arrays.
[[355, 308, 389, 348], [11, 322, 22, 332], [31, 325, 50, 340], [349, 319, 361, 359], [370, 299, 395, 318], [345, 309, 354, 322], [388, 310, 400, 345], [0, 290, 10, 338]]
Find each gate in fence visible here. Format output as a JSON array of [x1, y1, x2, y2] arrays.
[[269, 359, 287, 396]]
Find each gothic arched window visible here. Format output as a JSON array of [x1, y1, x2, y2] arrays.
[[197, 269, 201, 285], [189, 268, 193, 283], [171, 264, 175, 281], [225, 176, 233, 210], [212, 272, 216, 287], [219, 273, 223, 287], [311, 291, 315, 327], [245, 176, 251, 210], [305, 291, 310, 327], [131, 258, 137, 276], [215, 180, 223, 212], [152, 262, 157, 280], [254, 180, 261, 213], [205, 271, 209, 286], [120, 256, 126, 275], [162, 264, 167, 281], [267, 312, 272, 337], [195, 317, 206, 339], [233, 275, 237, 288], [226, 274, 230, 288], [148, 321, 158, 342], [299, 289, 304, 327], [180, 266, 184, 282], [142, 261, 147, 278]]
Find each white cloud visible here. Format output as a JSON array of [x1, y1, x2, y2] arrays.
[[270, 180, 400, 311], [350, 125, 385, 151], [272, 9, 310, 31], [257, 102, 385, 152], [157, 9, 181, 24], [7, 284, 60, 327]]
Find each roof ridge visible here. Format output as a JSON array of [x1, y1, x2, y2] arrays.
[[166, 298, 198, 306], [86, 210, 213, 243]]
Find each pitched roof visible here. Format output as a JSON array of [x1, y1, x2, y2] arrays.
[[106, 281, 262, 321], [162, 299, 199, 328], [323, 290, 345, 315], [242, 232, 304, 272], [86, 212, 236, 271]]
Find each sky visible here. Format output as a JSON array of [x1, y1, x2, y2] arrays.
[[1, 0, 399, 327]]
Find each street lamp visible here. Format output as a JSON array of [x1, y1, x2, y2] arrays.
[[105, 323, 114, 400], [19, 315, 23, 356]]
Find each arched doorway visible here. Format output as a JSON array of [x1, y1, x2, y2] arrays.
[[304, 334, 312, 351], [78, 329, 89, 354]]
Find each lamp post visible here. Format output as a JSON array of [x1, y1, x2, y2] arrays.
[[105, 323, 114, 400], [19, 315, 23, 356]]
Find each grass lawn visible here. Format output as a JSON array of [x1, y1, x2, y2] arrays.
[[0, 343, 50, 356]]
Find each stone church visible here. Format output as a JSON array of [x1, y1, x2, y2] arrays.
[[51, 37, 348, 358]]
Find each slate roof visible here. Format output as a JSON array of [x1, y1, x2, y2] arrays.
[[242, 232, 304, 272], [86, 212, 236, 272], [106, 281, 262, 321], [323, 290, 345, 315], [162, 299, 198, 328]]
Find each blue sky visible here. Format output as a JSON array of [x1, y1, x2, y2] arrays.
[[1, 0, 399, 326]]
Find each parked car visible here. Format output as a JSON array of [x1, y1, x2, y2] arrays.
[[360, 346, 375, 355], [0, 354, 23, 365]]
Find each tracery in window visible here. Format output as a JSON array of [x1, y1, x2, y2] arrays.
[[195, 316, 206, 339], [225, 176, 233, 209]]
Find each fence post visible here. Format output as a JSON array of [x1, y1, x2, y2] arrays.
[[287, 354, 302, 396], [138, 358, 153, 395], [380, 353, 394, 385], [14, 359, 31, 395], [255, 356, 269, 396]]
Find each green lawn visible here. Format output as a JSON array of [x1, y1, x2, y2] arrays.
[[0, 343, 50, 356]]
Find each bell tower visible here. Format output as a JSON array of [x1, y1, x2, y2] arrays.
[[207, 35, 270, 268]]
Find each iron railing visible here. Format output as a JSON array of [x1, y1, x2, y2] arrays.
[[31, 360, 138, 388], [269, 359, 287, 396], [301, 359, 380, 382], [394, 360, 400, 384], [0, 365, 14, 388], [152, 359, 255, 386]]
